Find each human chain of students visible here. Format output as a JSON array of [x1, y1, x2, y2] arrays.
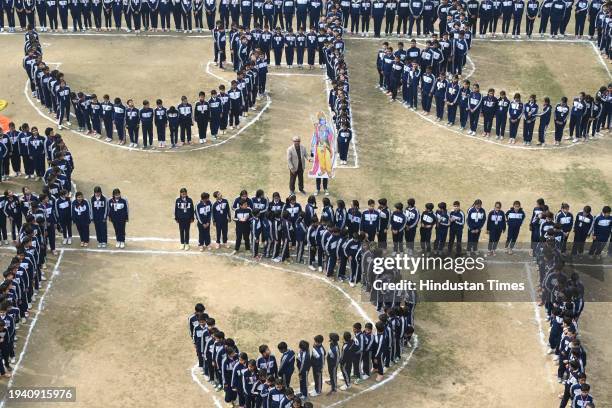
[[1, 0, 612, 44], [533, 240, 596, 407], [22, 32, 274, 149], [187, 283, 416, 406], [377, 41, 612, 145], [173, 189, 612, 264]]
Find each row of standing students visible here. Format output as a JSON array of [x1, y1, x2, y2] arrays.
[[189, 278, 416, 405], [175, 190, 612, 268], [535, 240, 596, 408], [377, 41, 612, 146]]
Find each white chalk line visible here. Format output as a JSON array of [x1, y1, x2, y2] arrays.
[[590, 41, 612, 81], [0, 249, 65, 408], [524, 263, 557, 391]]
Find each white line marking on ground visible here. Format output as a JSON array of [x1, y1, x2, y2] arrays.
[[0, 250, 65, 408], [524, 263, 556, 391], [590, 41, 612, 80]]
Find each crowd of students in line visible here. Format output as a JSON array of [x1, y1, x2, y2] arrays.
[[188, 271, 416, 405], [1, 0, 612, 42], [22, 29, 272, 148], [173, 189, 612, 265], [536, 238, 596, 407], [377, 41, 612, 145]]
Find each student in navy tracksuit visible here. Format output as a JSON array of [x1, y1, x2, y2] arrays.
[[486, 201, 505, 254], [139, 100, 154, 148], [154, 100, 168, 148], [175, 188, 195, 250], [91, 186, 108, 248], [419, 202, 435, 253], [212, 191, 231, 247], [447, 201, 464, 254], [178, 95, 193, 145], [420, 66, 435, 114], [466, 83, 482, 135], [71, 191, 91, 246], [208, 90, 222, 140], [522, 94, 538, 145], [167, 106, 179, 148], [234, 198, 252, 252], [445, 75, 460, 126], [432, 72, 447, 121], [55, 189, 72, 244], [112, 97, 127, 144], [434, 202, 449, 255], [277, 341, 295, 387], [494, 90, 509, 139], [507, 93, 523, 144], [195, 192, 212, 250], [390, 202, 407, 254], [555, 202, 573, 253], [466, 199, 486, 254], [108, 188, 129, 248], [549, 0, 565, 36], [404, 198, 419, 254], [537, 96, 551, 146], [360, 200, 380, 242], [504, 200, 524, 253], [458, 80, 471, 130], [296, 340, 310, 398], [27, 127, 46, 179], [481, 88, 497, 137], [589, 206, 611, 257], [571, 206, 592, 256], [569, 93, 585, 142], [194, 92, 209, 143], [126, 99, 140, 148], [553, 96, 569, 145]]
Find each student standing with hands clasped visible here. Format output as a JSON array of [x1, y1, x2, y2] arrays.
[[175, 187, 194, 251]]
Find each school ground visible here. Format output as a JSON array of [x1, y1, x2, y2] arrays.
[[0, 33, 611, 407]]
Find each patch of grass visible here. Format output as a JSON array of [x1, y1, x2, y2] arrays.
[[54, 304, 97, 352], [562, 163, 612, 203], [227, 307, 274, 333]]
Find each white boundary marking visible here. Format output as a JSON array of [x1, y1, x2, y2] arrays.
[[589, 41, 612, 81], [524, 263, 557, 391], [0, 250, 65, 408]]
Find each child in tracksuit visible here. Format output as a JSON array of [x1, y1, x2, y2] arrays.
[[419, 202, 435, 254], [234, 198, 252, 252], [108, 188, 129, 248], [54, 189, 72, 245], [390, 202, 407, 254], [434, 202, 449, 255], [486, 201, 506, 255], [195, 192, 212, 251], [466, 199, 486, 255], [505, 200, 525, 254], [91, 186, 108, 248], [310, 335, 325, 397], [212, 191, 231, 248], [296, 340, 311, 398], [71, 191, 91, 246]]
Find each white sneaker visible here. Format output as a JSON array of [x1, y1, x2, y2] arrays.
[[67, 238, 72, 244], [339, 384, 350, 391], [308, 391, 320, 397], [184, 244, 190, 251], [116, 242, 121, 248], [308, 265, 316, 271], [120, 242, 125, 248], [199, 139, 204, 144]]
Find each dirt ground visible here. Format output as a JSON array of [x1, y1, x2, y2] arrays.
[[0, 34, 610, 407]]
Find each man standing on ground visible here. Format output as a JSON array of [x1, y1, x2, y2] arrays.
[[287, 135, 309, 195]]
